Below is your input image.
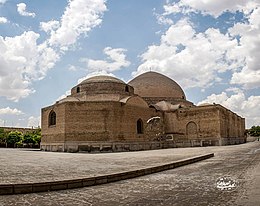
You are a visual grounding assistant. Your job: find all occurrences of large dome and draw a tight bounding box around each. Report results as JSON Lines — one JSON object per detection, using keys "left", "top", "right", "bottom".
{"left": 128, "top": 71, "right": 186, "bottom": 99}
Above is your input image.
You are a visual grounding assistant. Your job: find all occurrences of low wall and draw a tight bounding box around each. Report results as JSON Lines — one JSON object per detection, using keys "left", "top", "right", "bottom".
{"left": 41, "top": 137, "right": 246, "bottom": 153}
{"left": 0, "top": 153, "right": 214, "bottom": 195}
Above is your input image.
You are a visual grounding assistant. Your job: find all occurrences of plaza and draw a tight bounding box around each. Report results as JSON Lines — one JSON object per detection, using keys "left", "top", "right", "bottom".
{"left": 0, "top": 141, "right": 259, "bottom": 205}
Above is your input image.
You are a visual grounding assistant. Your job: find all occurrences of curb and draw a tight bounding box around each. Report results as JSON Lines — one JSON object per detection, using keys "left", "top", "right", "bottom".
{"left": 0, "top": 153, "right": 214, "bottom": 195}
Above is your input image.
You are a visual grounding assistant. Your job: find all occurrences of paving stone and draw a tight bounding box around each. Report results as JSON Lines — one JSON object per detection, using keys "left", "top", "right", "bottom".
{"left": 0, "top": 142, "right": 259, "bottom": 205}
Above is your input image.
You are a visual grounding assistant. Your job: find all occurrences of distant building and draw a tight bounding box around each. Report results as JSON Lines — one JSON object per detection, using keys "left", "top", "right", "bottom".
{"left": 0, "top": 126, "right": 39, "bottom": 134}
{"left": 41, "top": 71, "right": 245, "bottom": 152}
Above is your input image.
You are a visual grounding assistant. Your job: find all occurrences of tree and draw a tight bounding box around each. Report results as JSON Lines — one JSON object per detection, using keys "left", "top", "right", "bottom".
{"left": 32, "top": 128, "right": 41, "bottom": 146}
{"left": 0, "top": 128, "right": 7, "bottom": 146}
{"left": 6, "top": 131, "right": 23, "bottom": 147}
{"left": 249, "top": 126, "right": 260, "bottom": 137}
{"left": 33, "top": 134, "right": 41, "bottom": 146}
{"left": 23, "top": 133, "right": 36, "bottom": 145}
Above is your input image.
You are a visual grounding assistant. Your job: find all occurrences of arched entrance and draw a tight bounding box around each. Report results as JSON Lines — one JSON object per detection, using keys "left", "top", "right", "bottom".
{"left": 186, "top": 121, "right": 198, "bottom": 139}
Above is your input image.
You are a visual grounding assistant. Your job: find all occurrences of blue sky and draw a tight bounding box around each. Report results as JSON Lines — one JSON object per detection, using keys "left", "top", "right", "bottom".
{"left": 0, "top": 0, "right": 259, "bottom": 128}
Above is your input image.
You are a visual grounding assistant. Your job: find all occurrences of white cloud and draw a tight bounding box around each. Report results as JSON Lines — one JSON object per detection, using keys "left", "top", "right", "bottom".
{"left": 27, "top": 116, "right": 40, "bottom": 128}
{"left": 1, "top": 0, "right": 107, "bottom": 102}
{"left": 85, "top": 47, "right": 130, "bottom": 72}
{"left": 17, "top": 3, "right": 36, "bottom": 18}
{"left": 136, "top": 1, "right": 260, "bottom": 90}
{"left": 164, "top": 0, "right": 255, "bottom": 18}
{"left": 0, "top": 31, "right": 60, "bottom": 101}
{"left": 40, "top": 20, "right": 60, "bottom": 33}
{"left": 0, "top": 107, "right": 24, "bottom": 115}
{"left": 0, "top": 17, "right": 7, "bottom": 24}
{"left": 231, "top": 69, "right": 260, "bottom": 89}
{"left": 134, "top": 19, "right": 238, "bottom": 89}
{"left": 163, "top": 3, "right": 182, "bottom": 15}
{"left": 155, "top": 12, "right": 173, "bottom": 25}
{"left": 198, "top": 90, "right": 260, "bottom": 128}
{"left": 0, "top": 0, "right": 7, "bottom": 4}
{"left": 46, "top": 0, "right": 107, "bottom": 50}
{"left": 228, "top": 7, "right": 260, "bottom": 89}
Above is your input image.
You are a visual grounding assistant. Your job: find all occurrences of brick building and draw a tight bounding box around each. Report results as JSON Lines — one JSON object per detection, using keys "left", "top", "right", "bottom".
{"left": 41, "top": 71, "right": 245, "bottom": 152}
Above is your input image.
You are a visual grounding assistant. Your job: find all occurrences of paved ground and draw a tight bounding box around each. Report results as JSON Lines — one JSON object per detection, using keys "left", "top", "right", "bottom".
{"left": 0, "top": 141, "right": 260, "bottom": 205}
{"left": 0, "top": 147, "right": 212, "bottom": 184}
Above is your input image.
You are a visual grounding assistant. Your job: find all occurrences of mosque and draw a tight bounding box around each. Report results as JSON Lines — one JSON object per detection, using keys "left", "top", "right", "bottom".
{"left": 41, "top": 71, "right": 246, "bottom": 152}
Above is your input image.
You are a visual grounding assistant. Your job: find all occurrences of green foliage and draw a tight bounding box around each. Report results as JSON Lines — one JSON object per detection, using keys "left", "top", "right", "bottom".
{"left": 6, "top": 131, "right": 23, "bottom": 147}
{"left": 0, "top": 128, "right": 41, "bottom": 148}
{"left": 23, "top": 134, "right": 36, "bottom": 144}
{"left": 0, "top": 128, "right": 7, "bottom": 144}
{"left": 33, "top": 134, "right": 41, "bottom": 145}
{"left": 249, "top": 126, "right": 260, "bottom": 137}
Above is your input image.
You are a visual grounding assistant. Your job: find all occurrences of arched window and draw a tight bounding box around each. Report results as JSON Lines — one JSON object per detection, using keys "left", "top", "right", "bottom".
{"left": 49, "top": 110, "right": 56, "bottom": 126}
{"left": 125, "top": 86, "right": 129, "bottom": 92}
{"left": 137, "top": 119, "right": 143, "bottom": 134}
{"left": 76, "top": 87, "right": 80, "bottom": 93}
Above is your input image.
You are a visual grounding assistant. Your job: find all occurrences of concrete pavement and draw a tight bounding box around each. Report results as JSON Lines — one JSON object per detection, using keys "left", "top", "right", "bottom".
{"left": 0, "top": 141, "right": 260, "bottom": 205}
{"left": 0, "top": 147, "right": 214, "bottom": 184}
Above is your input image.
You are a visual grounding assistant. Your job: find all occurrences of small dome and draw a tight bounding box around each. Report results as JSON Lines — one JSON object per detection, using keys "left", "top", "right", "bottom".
{"left": 80, "top": 75, "right": 125, "bottom": 84}
{"left": 57, "top": 97, "right": 81, "bottom": 104}
{"left": 198, "top": 103, "right": 213, "bottom": 107}
{"left": 71, "top": 75, "right": 134, "bottom": 97}
{"left": 128, "top": 71, "right": 186, "bottom": 99}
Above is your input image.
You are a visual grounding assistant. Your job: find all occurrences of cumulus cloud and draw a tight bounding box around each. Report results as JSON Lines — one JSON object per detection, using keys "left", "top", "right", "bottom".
{"left": 17, "top": 3, "right": 36, "bottom": 18}
{"left": 0, "top": 31, "right": 60, "bottom": 101}
{"left": 136, "top": 1, "right": 260, "bottom": 91}
{"left": 84, "top": 47, "right": 130, "bottom": 73}
{"left": 228, "top": 6, "right": 260, "bottom": 89}
{"left": 0, "top": 107, "right": 24, "bottom": 115}
{"left": 40, "top": 20, "right": 60, "bottom": 33}
{"left": 155, "top": 12, "right": 173, "bottom": 25}
{"left": 46, "top": 0, "right": 107, "bottom": 50}
{"left": 198, "top": 90, "right": 260, "bottom": 128}
{"left": 134, "top": 19, "right": 238, "bottom": 89}
{"left": 231, "top": 69, "right": 260, "bottom": 89}
{"left": 164, "top": 0, "right": 254, "bottom": 18}
{"left": 1, "top": 0, "right": 107, "bottom": 102}
{"left": 0, "top": 17, "right": 7, "bottom": 24}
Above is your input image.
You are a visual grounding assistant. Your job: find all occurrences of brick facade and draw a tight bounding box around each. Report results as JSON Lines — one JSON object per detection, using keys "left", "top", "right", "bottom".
{"left": 41, "top": 72, "right": 245, "bottom": 152}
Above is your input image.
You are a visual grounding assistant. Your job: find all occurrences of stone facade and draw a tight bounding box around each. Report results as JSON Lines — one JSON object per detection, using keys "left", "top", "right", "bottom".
{"left": 41, "top": 72, "right": 245, "bottom": 152}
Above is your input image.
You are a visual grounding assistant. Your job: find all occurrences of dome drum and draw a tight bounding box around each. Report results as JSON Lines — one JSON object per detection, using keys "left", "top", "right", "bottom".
{"left": 71, "top": 82, "right": 134, "bottom": 96}
{"left": 71, "top": 76, "right": 134, "bottom": 96}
